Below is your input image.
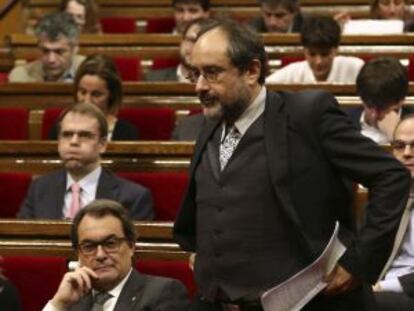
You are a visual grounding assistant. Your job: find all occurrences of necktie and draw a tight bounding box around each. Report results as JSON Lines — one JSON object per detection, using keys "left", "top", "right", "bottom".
{"left": 67, "top": 183, "right": 81, "bottom": 219}
{"left": 91, "top": 292, "right": 112, "bottom": 311}
{"left": 219, "top": 125, "right": 241, "bottom": 170}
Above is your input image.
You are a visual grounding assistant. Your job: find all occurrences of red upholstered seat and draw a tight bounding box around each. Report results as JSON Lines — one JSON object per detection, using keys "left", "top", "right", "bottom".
{"left": 136, "top": 259, "right": 195, "bottom": 297}
{"left": 118, "top": 171, "right": 189, "bottom": 221}
{"left": 280, "top": 56, "right": 305, "bottom": 67}
{"left": 113, "top": 57, "right": 142, "bottom": 81}
{"left": 408, "top": 57, "right": 414, "bottom": 81}
{"left": 0, "top": 172, "right": 32, "bottom": 218}
{"left": 41, "top": 108, "right": 64, "bottom": 140}
{"left": 118, "top": 107, "right": 176, "bottom": 140}
{"left": 146, "top": 17, "right": 175, "bottom": 33}
{"left": 152, "top": 57, "right": 180, "bottom": 70}
{"left": 0, "top": 72, "right": 8, "bottom": 83}
{"left": 0, "top": 108, "right": 29, "bottom": 140}
{"left": 101, "top": 17, "right": 136, "bottom": 33}
{"left": 1, "top": 256, "right": 67, "bottom": 311}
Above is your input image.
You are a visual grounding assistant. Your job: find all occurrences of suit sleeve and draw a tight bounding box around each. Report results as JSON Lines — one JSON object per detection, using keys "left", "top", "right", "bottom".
{"left": 16, "top": 180, "right": 36, "bottom": 219}
{"left": 128, "top": 187, "right": 154, "bottom": 220}
{"left": 153, "top": 279, "right": 189, "bottom": 311}
{"left": 312, "top": 91, "right": 410, "bottom": 283}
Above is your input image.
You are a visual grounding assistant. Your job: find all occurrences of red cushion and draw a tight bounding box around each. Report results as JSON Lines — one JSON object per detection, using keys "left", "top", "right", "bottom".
{"left": 118, "top": 108, "right": 176, "bottom": 140}
{"left": 118, "top": 171, "right": 189, "bottom": 221}
{"left": 0, "top": 72, "right": 8, "bottom": 83}
{"left": 113, "top": 57, "right": 142, "bottom": 81}
{"left": 2, "top": 256, "right": 67, "bottom": 311}
{"left": 0, "top": 108, "right": 29, "bottom": 140}
{"left": 41, "top": 108, "right": 64, "bottom": 140}
{"left": 0, "top": 173, "right": 32, "bottom": 218}
{"left": 101, "top": 17, "right": 136, "bottom": 33}
{"left": 146, "top": 17, "right": 175, "bottom": 33}
{"left": 409, "top": 57, "right": 414, "bottom": 81}
{"left": 135, "top": 259, "right": 196, "bottom": 297}
{"left": 152, "top": 57, "right": 180, "bottom": 70}
{"left": 280, "top": 56, "right": 305, "bottom": 67}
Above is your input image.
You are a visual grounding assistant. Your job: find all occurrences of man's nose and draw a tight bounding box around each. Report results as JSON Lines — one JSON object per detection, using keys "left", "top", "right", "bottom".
{"left": 95, "top": 245, "right": 108, "bottom": 259}
{"left": 46, "top": 52, "right": 57, "bottom": 63}
{"left": 195, "top": 74, "right": 209, "bottom": 93}
{"left": 403, "top": 144, "right": 413, "bottom": 157}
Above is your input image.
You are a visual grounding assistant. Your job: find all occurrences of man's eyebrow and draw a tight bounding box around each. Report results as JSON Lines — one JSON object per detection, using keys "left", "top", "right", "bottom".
{"left": 80, "top": 234, "right": 117, "bottom": 243}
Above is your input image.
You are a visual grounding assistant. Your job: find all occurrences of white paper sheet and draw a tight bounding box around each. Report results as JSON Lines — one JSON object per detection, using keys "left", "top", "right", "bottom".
{"left": 343, "top": 19, "right": 404, "bottom": 34}
{"left": 261, "top": 222, "right": 346, "bottom": 311}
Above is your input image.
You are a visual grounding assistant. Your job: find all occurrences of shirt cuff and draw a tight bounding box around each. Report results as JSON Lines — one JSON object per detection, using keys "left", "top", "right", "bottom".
{"left": 42, "top": 301, "right": 66, "bottom": 311}
{"left": 379, "top": 278, "right": 404, "bottom": 293}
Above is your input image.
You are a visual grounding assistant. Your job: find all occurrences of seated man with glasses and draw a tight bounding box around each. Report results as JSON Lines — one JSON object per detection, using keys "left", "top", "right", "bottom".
{"left": 18, "top": 103, "right": 153, "bottom": 220}
{"left": 373, "top": 115, "right": 414, "bottom": 311}
{"left": 42, "top": 199, "right": 189, "bottom": 311}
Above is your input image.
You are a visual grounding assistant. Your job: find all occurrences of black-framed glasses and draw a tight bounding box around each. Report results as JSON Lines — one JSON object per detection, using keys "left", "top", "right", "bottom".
{"left": 391, "top": 140, "right": 414, "bottom": 152}
{"left": 78, "top": 236, "right": 129, "bottom": 255}
{"left": 59, "top": 130, "right": 98, "bottom": 142}
{"left": 186, "top": 66, "right": 226, "bottom": 83}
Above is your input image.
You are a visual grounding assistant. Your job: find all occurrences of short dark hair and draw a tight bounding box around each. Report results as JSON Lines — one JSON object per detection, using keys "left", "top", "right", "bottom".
{"left": 57, "top": 102, "right": 109, "bottom": 139}
{"left": 74, "top": 54, "right": 122, "bottom": 114}
{"left": 197, "top": 18, "right": 268, "bottom": 85}
{"left": 357, "top": 57, "right": 408, "bottom": 110}
{"left": 172, "top": 0, "right": 210, "bottom": 11}
{"left": 258, "top": 0, "right": 299, "bottom": 12}
{"left": 35, "top": 12, "right": 79, "bottom": 45}
{"left": 71, "top": 199, "right": 137, "bottom": 250}
{"left": 300, "top": 16, "right": 341, "bottom": 49}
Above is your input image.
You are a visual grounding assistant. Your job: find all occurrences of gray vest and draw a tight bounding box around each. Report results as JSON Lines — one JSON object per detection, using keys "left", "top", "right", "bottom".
{"left": 194, "top": 115, "right": 306, "bottom": 301}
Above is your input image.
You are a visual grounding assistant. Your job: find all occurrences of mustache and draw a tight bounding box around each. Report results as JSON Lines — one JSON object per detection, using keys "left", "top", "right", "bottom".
{"left": 198, "top": 92, "right": 217, "bottom": 104}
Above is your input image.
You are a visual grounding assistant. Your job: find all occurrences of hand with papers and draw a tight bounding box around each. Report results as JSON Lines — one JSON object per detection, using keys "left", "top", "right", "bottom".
{"left": 323, "top": 265, "right": 360, "bottom": 296}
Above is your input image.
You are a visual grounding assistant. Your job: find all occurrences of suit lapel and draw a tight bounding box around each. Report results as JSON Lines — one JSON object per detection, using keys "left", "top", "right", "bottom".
{"left": 113, "top": 270, "right": 144, "bottom": 311}
{"left": 68, "top": 293, "right": 93, "bottom": 311}
{"left": 264, "top": 91, "right": 303, "bottom": 231}
{"left": 95, "top": 169, "right": 119, "bottom": 200}
{"left": 54, "top": 170, "right": 67, "bottom": 218}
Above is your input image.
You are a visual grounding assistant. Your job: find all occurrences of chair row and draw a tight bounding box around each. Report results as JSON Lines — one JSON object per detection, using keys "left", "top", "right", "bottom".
{"left": 1, "top": 255, "right": 195, "bottom": 311}
{"left": 0, "top": 171, "right": 189, "bottom": 221}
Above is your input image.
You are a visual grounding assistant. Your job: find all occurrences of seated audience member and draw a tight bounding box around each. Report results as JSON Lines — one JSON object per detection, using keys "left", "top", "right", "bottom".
{"left": 266, "top": 16, "right": 364, "bottom": 83}
{"left": 249, "top": 0, "right": 305, "bottom": 33}
{"left": 373, "top": 115, "right": 414, "bottom": 311}
{"left": 18, "top": 103, "right": 153, "bottom": 220}
{"left": 49, "top": 54, "right": 138, "bottom": 141}
{"left": 172, "top": 0, "right": 210, "bottom": 34}
{"left": 42, "top": 199, "right": 189, "bottom": 311}
{"left": 59, "top": 0, "right": 101, "bottom": 33}
{"left": 146, "top": 18, "right": 215, "bottom": 82}
{"left": 9, "top": 12, "right": 85, "bottom": 82}
{"left": 348, "top": 57, "right": 412, "bottom": 145}
{"left": 0, "top": 269, "right": 23, "bottom": 311}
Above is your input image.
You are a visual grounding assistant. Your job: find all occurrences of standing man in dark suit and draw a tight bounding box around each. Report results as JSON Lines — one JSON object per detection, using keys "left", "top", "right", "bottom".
{"left": 373, "top": 115, "right": 414, "bottom": 311}
{"left": 173, "top": 19, "right": 410, "bottom": 310}
{"left": 42, "top": 199, "right": 189, "bottom": 311}
{"left": 18, "top": 103, "right": 153, "bottom": 220}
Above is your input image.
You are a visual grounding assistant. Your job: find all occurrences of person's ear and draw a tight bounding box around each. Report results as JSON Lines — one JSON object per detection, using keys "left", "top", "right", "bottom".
{"left": 245, "top": 59, "right": 261, "bottom": 85}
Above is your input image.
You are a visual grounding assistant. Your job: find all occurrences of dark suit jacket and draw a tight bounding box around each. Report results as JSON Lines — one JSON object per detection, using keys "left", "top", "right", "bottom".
{"left": 48, "top": 119, "right": 138, "bottom": 141}
{"left": 68, "top": 270, "right": 189, "bottom": 311}
{"left": 18, "top": 168, "right": 154, "bottom": 220}
{"left": 0, "top": 278, "right": 23, "bottom": 311}
{"left": 248, "top": 12, "right": 306, "bottom": 33}
{"left": 171, "top": 113, "right": 205, "bottom": 141}
{"left": 146, "top": 67, "right": 178, "bottom": 82}
{"left": 174, "top": 90, "right": 410, "bottom": 289}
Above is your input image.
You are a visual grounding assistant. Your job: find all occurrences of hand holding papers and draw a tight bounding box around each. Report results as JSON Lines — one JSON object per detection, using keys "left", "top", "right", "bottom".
{"left": 261, "top": 222, "right": 346, "bottom": 311}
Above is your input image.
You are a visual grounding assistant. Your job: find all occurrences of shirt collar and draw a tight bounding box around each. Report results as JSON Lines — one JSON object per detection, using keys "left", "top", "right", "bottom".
{"left": 66, "top": 166, "right": 102, "bottom": 195}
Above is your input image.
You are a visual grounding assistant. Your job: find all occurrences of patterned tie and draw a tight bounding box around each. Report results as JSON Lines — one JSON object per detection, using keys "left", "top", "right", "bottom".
{"left": 67, "top": 183, "right": 81, "bottom": 219}
{"left": 219, "top": 125, "right": 241, "bottom": 170}
{"left": 91, "top": 292, "right": 112, "bottom": 311}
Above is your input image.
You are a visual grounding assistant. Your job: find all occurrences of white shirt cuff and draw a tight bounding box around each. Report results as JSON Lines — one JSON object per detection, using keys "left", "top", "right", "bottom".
{"left": 379, "top": 278, "right": 404, "bottom": 293}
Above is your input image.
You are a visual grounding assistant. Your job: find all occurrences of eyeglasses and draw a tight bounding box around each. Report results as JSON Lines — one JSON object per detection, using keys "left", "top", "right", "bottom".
{"left": 78, "top": 236, "right": 129, "bottom": 256}
{"left": 59, "top": 130, "right": 98, "bottom": 142}
{"left": 391, "top": 140, "right": 414, "bottom": 152}
{"left": 186, "top": 66, "right": 226, "bottom": 83}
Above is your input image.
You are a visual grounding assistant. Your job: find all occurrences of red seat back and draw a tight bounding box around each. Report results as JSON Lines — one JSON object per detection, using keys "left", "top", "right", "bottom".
{"left": 0, "top": 72, "right": 8, "bottom": 83}
{"left": 41, "top": 108, "right": 64, "bottom": 140}
{"left": 280, "top": 56, "right": 305, "bottom": 67}
{"left": 113, "top": 57, "right": 142, "bottom": 81}
{"left": 146, "top": 17, "right": 175, "bottom": 33}
{"left": 0, "top": 173, "right": 32, "bottom": 218}
{"left": 101, "top": 17, "right": 136, "bottom": 33}
{"left": 135, "top": 259, "right": 195, "bottom": 297}
{"left": 118, "top": 108, "right": 176, "bottom": 140}
{"left": 408, "top": 56, "right": 414, "bottom": 81}
{"left": 118, "top": 171, "right": 189, "bottom": 221}
{"left": 0, "top": 108, "right": 29, "bottom": 140}
{"left": 2, "top": 256, "right": 67, "bottom": 311}
{"left": 152, "top": 57, "right": 180, "bottom": 70}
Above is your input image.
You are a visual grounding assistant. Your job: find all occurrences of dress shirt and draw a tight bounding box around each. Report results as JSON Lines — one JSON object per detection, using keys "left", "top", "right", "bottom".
{"left": 42, "top": 269, "right": 133, "bottom": 311}
{"left": 359, "top": 109, "right": 402, "bottom": 145}
{"left": 220, "top": 86, "right": 266, "bottom": 140}
{"left": 380, "top": 199, "right": 414, "bottom": 292}
{"left": 63, "top": 166, "right": 102, "bottom": 218}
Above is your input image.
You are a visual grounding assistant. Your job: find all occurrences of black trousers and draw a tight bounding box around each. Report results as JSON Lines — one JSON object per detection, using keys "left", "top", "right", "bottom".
{"left": 374, "top": 291, "right": 414, "bottom": 311}
{"left": 189, "top": 296, "right": 263, "bottom": 311}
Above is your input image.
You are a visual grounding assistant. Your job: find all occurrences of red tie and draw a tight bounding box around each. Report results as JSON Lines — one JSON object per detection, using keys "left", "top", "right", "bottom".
{"left": 68, "top": 183, "right": 81, "bottom": 219}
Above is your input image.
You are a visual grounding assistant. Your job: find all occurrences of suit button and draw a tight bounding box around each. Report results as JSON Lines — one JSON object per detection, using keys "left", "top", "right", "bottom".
{"left": 214, "top": 250, "right": 221, "bottom": 258}
{"left": 217, "top": 206, "right": 223, "bottom": 212}
{"left": 214, "top": 228, "right": 221, "bottom": 235}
